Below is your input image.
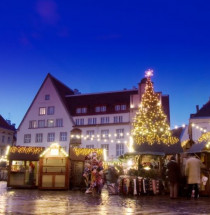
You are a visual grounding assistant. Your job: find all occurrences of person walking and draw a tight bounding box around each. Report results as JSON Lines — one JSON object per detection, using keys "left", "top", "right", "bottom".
{"left": 185, "top": 153, "right": 205, "bottom": 199}
{"left": 167, "top": 156, "right": 180, "bottom": 199}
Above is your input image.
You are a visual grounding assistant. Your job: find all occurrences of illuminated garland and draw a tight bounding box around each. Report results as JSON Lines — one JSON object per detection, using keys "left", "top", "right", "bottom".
{"left": 10, "top": 146, "right": 44, "bottom": 155}
{"left": 73, "top": 148, "right": 103, "bottom": 156}
{"left": 198, "top": 132, "right": 210, "bottom": 143}
{"left": 132, "top": 70, "right": 179, "bottom": 145}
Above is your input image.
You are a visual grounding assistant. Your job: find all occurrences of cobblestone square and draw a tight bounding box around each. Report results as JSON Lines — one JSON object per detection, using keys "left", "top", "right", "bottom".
{"left": 1, "top": 182, "right": 210, "bottom": 215}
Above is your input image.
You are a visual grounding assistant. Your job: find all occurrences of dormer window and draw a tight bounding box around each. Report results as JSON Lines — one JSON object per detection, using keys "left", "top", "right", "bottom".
{"left": 76, "top": 107, "right": 87, "bottom": 114}
{"left": 95, "top": 106, "right": 106, "bottom": 113}
{"left": 115, "top": 104, "right": 127, "bottom": 111}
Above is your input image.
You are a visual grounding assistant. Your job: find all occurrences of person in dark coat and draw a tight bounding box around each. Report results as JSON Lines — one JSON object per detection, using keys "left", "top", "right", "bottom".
{"left": 167, "top": 156, "right": 180, "bottom": 199}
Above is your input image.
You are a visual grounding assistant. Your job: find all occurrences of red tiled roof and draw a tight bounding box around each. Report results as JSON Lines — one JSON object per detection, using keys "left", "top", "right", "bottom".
{"left": 66, "top": 90, "right": 137, "bottom": 116}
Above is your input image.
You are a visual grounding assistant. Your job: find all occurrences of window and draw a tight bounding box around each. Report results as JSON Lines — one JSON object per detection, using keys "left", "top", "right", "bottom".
{"left": 47, "top": 133, "right": 55, "bottom": 142}
{"left": 47, "top": 119, "right": 54, "bottom": 127}
{"left": 101, "top": 117, "right": 109, "bottom": 124}
{"left": 116, "top": 129, "right": 124, "bottom": 139}
{"left": 29, "top": 120, "right": 37, "bottom": 128}
{"left": 7, "top": 136, "right": 11, "bottom": 143}
{"left": 56, "top": 119, "right": 63, "bottom": 127}
{"left": 39, "top": 107, "right": 46, "bottom": 115}
{"left": 101, "top": 130, "right": 109, "bottom": 139}
{"left": 115, "top": 104, "right": 127, "bottom": 111}
{"left": 121, "top": 104, "right": 127, "bottom": 110}
{"left": 114, "top": 116, "right": 123, "bottom": 123}
{"left": 47, "top": 106, "right": 55, "bottom": 115}
{"left": 75, "top": 118, "right": 84, "bottom": 125}
{"left": 86, "top": 130, "right": 94, "bottom": 139}
{"left": 76, "top": 107, "right": 87, "bottom": 114}
{"left": 24, "top": 134, "right": 31, "bottom": 143}
{"left": 95, "top": 106, "right": 106, "bottom": 113}
{"left": 2, "top": 136, "right": 5, "bottom": 143}
{"left": 116, "top": 143, "right": 124, "bottom": 156}
{"left": 35, "top": 133, "right": 43, "bottom": 143}
{"left": 101, "top": 144, "right": 109, "bottom": 156}
{"left": 76, "top": 108, "right": 81, "bottom": 114}
{"left": 88, "top": 118, "right": 97, "bottom": 125}
{"left": 38, "top": 120, "right": 45, "bottom": 128}
{"left": 60, "top": 132, "right": 67, "bottom": 141}
{"left": 86, "top": 145, "right": 94, "bottom": 148}
{"left": 45, "top": 94, "right": 50, "bottom": 100}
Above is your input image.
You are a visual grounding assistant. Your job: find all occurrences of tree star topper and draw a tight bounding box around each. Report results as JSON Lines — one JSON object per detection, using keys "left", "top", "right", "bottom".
{"left": 145, "top": 69, "right": 153, "bottom": 78}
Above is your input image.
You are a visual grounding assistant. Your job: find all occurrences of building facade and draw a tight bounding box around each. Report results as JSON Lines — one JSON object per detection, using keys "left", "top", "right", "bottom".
{"left": 17, "top": 73, "right": 170, "bottom": 160}
{"left": 0, "top": 115, "right": 16, "bottom": 157}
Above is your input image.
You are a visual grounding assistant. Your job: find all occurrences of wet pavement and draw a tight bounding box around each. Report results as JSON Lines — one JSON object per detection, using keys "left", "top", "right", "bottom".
{"left": 0, "top": 182, "right": 210, "bottom": 215}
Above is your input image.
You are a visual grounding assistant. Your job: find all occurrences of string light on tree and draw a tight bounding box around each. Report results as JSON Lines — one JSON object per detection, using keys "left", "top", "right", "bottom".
{"left": 132, "top": 69, "right": 179, "bottom": 145}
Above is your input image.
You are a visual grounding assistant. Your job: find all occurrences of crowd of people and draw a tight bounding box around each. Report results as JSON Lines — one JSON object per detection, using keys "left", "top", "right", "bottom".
{"left": 82, "top": 152, "right": 209, "bottom": 199}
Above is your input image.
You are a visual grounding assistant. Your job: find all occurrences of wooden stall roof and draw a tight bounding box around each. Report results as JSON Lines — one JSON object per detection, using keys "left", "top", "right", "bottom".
{"left": 8, "top": 146, "right": 45, "bottom": 161}
{"left": 186, "top": 142, "right": 210, "bottom": 154}
{"left": 69, "top": 148, "right": 104, "bottom": 161}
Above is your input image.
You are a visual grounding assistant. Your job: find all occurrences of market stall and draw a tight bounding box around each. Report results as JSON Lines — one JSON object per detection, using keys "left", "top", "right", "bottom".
{"left": 7, "top": 146, "right": 44, "bottom": 188}
{"left": 38, "top": 143, "right": 69, "bottom": 190}
{"left": 69, "top": 148, "right": 104, "bottom": 192}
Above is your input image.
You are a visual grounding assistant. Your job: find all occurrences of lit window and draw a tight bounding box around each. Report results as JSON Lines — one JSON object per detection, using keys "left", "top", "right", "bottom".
{"left": 38, "top": 120, "right": 45, "bottom": 128}
{"left": 60, "top": 132, "right": 67, "bottom": 141}
{"left": 47, "top": 119, "right": 54, "bottom": 127}
{"left": 24, "top": 134, "right": 31, "bottom": 143}
{"left": 39, "top": 107, "right": 46, "bottom": 115}
{"left": 29, "top": 120, "right": 37, "bottom": 128}
{"left": 47, "top": 133, "right": 55, "bottom": 142}
{"left": 35, "top": 133, "right": 43, "bottom": 143}
{"left": 56, "top": 119, "right": 63, "bottom": 127}
{"left": 47, "top": 106, "right": 55, "bottom": 115}
{"left": 45, "top": 95, "right": 50, "bottom": 100}
{"left": 116, "top": 143, "right": 124, "bottom": 156}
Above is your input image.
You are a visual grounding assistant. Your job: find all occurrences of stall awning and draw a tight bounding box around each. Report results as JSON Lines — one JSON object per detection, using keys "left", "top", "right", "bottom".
{"left": 186, "top": 142, "right": 209, "bottom": 153}
{"left": 8, "top": 146, "right": 45, "bottom": 161}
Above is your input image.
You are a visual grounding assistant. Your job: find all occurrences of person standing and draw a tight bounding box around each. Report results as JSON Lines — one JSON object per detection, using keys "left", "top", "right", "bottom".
{"left": 185, "top": 153, "right": 205, "bottom": 199}
{"left": 167, "top": 156, "right": 180, "bottom": 199}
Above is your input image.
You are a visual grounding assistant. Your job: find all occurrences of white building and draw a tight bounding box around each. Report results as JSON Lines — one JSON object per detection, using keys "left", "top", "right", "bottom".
{"left": 188, "top": 100, "right": 210, "bottom": 142}
{"left": 17, "top": 73, "right": 170, "bottom": 160}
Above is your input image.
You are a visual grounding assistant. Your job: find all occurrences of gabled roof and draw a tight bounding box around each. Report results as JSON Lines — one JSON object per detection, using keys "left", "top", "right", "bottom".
{"left": 191, "top": 100, "right": 210, "bottom": 118}
{"left": 18, "top": 73, "right": 74, "bottom": 130}
{"left": 0, "top": 115, "right": 15, "bottom": 131}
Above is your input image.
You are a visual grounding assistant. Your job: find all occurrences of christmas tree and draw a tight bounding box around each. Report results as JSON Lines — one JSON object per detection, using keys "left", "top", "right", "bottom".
{"left": 132, "top": 69, "right": 178, "bottom": 145}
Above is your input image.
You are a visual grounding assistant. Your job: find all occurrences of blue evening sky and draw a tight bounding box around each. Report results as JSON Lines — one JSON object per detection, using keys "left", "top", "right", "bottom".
{"left": 0, "top": 0, "right": 210, "bottom": 128}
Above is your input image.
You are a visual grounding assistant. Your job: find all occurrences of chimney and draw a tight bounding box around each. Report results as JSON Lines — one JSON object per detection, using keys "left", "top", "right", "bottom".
{"left": 196, "top": 105, "right": 199, "bottom": 113}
